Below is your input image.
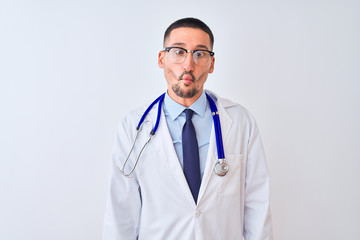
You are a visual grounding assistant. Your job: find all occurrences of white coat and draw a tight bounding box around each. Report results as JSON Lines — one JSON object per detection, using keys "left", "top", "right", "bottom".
{"left": 103, "top": 90, "right": 273, "bottom": 240}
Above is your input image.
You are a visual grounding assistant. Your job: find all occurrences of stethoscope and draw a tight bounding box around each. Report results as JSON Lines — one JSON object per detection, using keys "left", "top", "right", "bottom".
{"left": 117, "top": 92, "right": 229, "bottom": 178}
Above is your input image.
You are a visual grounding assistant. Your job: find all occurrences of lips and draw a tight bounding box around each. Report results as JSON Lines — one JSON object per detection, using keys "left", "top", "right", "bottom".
{"left": 182, "top": 74, "right": 193, "bottom": 85}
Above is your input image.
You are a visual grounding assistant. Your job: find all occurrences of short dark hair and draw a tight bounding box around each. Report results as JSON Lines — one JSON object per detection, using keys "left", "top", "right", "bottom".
{"left": 163, "top": 17, "right": 214, "bottom": 49}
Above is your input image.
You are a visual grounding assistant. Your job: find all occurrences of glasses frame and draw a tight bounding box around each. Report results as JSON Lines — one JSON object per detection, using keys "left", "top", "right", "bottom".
{"left": 163, "top": 46, "right": 215, "bottom": 64}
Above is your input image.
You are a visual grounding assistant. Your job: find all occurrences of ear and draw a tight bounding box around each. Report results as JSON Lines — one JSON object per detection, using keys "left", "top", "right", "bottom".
{"left": 209, "top": 56, "right": 215, "bottom": 73}
{"left": 158, "top": 51, "right": 165, "bottom": 68}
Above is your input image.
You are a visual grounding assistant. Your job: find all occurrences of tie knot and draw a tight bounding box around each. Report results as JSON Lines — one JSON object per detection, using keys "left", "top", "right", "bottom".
{"left": 184, "top": 109, "right": 194, "bottom": 121}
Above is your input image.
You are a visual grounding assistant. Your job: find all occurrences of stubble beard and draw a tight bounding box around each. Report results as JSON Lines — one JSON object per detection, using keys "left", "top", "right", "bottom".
{"left": 171, "top": 83, "right": 198, "bottom": 98}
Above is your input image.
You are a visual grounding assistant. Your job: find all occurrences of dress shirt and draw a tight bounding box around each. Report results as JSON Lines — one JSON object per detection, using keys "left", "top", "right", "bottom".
{"left": 163, "top": 90, "right": 212, "bottom": 179}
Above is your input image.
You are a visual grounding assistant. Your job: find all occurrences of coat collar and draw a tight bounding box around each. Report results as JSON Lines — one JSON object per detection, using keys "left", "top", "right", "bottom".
{"left": 204, "top": 89, "right": 235, "bottom": 140}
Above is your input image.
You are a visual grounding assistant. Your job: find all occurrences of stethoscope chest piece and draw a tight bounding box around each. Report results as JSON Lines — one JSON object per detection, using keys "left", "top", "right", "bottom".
{"left": 214, "top": 159, "right": 229, "bottom": 176}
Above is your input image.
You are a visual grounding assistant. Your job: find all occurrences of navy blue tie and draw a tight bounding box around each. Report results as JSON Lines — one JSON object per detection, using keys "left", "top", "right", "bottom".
{"left": 182, "top": 109, "right": 201, "bottom": 203}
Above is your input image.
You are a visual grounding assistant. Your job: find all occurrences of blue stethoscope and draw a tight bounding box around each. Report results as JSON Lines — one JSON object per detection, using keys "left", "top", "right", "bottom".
{"left": 118, "top": 92, "right": 229, "bottom": 177}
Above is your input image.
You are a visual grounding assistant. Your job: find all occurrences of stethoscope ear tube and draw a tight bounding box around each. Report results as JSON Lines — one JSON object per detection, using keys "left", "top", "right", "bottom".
{"left": 117, "top": 130, "right": 153, "bottom": 178}
{"left": 118, "top": 94, "right": 165, "bottom": 177}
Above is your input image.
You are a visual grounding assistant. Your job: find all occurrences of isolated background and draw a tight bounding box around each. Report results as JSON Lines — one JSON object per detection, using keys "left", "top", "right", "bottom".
{"left": 1, "top": 0, "right": 359, "bottom": 239}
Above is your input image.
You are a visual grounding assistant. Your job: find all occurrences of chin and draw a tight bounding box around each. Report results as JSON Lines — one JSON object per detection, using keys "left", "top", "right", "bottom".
{"left": 174, "top": 87, "right": 198, "bottom": 99}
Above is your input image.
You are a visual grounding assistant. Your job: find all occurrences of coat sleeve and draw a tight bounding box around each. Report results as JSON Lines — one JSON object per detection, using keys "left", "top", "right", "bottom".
{"left": 243, "top": 118, "right": 273, "bottom": 240}
{"left": 103, "top": 119, "right": 142, "bottom": 240}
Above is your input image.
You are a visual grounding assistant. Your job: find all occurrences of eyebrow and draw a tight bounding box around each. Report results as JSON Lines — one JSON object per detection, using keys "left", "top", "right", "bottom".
{"left": 171, "top": 42, "right": 210, "bottom": 50}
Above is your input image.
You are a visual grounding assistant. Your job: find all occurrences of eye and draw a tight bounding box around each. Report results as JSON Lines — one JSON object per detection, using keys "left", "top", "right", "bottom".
{"left": 194, "top": 51, "right": 207, "bottom": 58}
{"left": 173, "top": 48, "right": 186, "bottom": 56}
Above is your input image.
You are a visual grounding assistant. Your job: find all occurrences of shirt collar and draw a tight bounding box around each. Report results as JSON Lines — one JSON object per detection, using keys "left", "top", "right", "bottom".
{"left": 164, "top": 90, "right": 207, "bottom": 120}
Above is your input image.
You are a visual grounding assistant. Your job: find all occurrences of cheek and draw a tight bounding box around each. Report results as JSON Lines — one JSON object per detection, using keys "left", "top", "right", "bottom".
{"left": 197, "top": 72, "right": 209, "bottom": 83}
{"left": 195, "top": 67, "right": 211, "bottom": 82}
{"left": 164, "top": 65, "right": 181, "bottom": 80}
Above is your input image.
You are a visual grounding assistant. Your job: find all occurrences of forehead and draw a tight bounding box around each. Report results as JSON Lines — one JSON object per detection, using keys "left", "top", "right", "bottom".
{"left": 165, "top": 27, "right": 211, "bottom": 49}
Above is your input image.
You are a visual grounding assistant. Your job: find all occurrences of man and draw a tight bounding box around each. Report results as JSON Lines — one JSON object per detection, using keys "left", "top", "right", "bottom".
{"left": 103, "top": 18, "right": 273, "bottom": 240}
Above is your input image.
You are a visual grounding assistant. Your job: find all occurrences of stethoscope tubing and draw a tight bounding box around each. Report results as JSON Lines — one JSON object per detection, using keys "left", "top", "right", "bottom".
{"left": 118, "top": 94, "right": 165, "bottom": 177}
{"left": 206, "top": 93, "right": 225, "bottom": 160}
{"left": 137, "top": 93, "right": 165, "bottom": 132}
{"left": 118, "top": 92, "right": 227, "bottom": 177}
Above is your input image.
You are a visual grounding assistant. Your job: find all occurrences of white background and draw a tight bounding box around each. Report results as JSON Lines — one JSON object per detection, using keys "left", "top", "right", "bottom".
{"left": 1, "top": 0, "right": 359, "bottom": 239}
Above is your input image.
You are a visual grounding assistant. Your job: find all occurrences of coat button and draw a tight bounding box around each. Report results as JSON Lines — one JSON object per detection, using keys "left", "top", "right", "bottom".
{"left": 195, "top": 210, "right": 200, "bottom": 217}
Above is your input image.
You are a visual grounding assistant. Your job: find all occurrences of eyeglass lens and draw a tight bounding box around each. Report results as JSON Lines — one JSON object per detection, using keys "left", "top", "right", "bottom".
{"left": 167, "top": 48, "right": 212, "bottom": 65}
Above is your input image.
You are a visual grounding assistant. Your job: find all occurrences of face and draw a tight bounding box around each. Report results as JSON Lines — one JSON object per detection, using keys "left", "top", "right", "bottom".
{"left": 158, "top": 27, "right": 215, "bottom": 104}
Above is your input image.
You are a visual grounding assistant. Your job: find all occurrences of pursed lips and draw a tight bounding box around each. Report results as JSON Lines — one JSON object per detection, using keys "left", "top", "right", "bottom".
{"left": 180, "top": 72, "right": 195, "bottom": 85}
{"left": 182, "top": 75, "right": 193, "bottom": 85}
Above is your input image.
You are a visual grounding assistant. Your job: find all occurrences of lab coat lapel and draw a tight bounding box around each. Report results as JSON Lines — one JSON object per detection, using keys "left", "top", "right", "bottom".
{"left": 197, "top": 95, "right": 233, "bottom": 203}
{"left": 151, "top": 106, "right": 196, "bottom": 206}
{"left": 217, "top": 97, "right": 233, "bottom": 144}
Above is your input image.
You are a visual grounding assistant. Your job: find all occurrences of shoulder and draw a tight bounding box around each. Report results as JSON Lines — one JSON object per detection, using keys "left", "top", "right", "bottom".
{"left": 119, "top": 99, "right": 157, "bottom": 132}
{"left": 205, "top": 89, "right": 255, "bottom": 122}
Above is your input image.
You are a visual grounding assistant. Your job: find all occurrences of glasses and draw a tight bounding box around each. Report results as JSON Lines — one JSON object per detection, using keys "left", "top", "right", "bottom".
{"left": 163, "top": 47, "right": 214, "bottom": 65}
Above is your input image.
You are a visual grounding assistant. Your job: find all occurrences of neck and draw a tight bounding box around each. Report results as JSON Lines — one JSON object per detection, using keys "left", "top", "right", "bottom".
{"left": 167, "top": 89, "right": 203, "bottom": 107}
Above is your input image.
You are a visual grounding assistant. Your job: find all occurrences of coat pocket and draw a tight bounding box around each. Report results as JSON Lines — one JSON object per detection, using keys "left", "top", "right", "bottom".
{"left": 216, "top": 153, "right": 244, "bottom": 197}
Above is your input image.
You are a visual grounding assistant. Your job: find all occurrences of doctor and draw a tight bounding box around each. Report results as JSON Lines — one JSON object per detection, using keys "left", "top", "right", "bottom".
{"left": 103, "top": 18, "right": 273, "bottom": 240}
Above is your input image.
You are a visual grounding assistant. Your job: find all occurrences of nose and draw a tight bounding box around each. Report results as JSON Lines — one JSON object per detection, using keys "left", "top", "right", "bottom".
{"left": 182, "top": 52, "right": 195, "bottom": 72}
